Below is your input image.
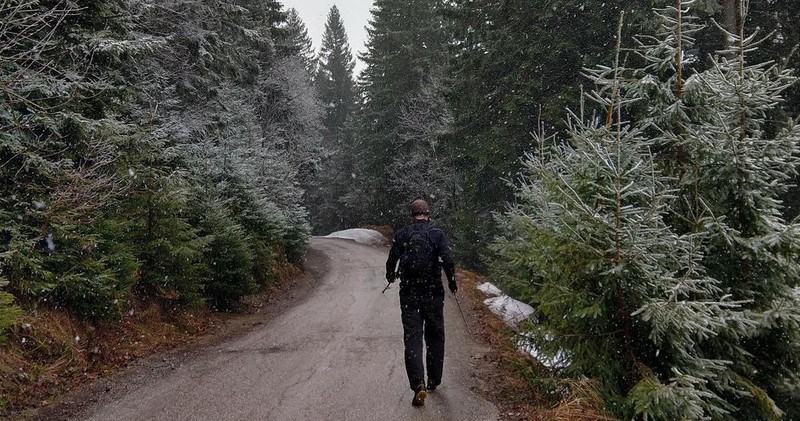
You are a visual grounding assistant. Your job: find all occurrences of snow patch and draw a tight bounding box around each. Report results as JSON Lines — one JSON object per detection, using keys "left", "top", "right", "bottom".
{"left": 518, "top": 333, "right": 570, "bottom": 369}
{"left": 323, "top": 229, "right": 388, "bottom": 246}
{"left": 484, "top": 295, "right": 535, "bottom": 326}
{"left": 476, "top": 282, "right": 502, "bottom": 297}
{"left": 479, "top": 282, "right": 568, "bottom": 369}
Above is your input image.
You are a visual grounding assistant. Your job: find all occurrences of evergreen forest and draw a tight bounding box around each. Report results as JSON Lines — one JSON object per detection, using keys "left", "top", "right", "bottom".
{"left": 2, "top": 0, "right": 800, "bottom": 418}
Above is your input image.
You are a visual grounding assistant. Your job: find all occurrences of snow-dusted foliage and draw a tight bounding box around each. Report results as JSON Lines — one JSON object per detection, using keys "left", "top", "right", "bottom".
{"left": 347, "top": 0, "right": 452, "bottom": 227}
{"left": 492, "top": 2, "right": 800, "bottom": 418}
{"left": 125, "top": 0, "right": 322, "bottom": 303}
{"left": 388, "top": 81, "right": 461, "bottom": 228}
{"left": 0, "top": 0, "right": 157, "bottom": 319}
{"left": 305, "top": 5, "right": 358, "bottom": 234}
{"left": 1, "top": 0, "right": 323, "bottom": 317}
{"left": 282, "top": 8, "right": 318, "bottom": 76}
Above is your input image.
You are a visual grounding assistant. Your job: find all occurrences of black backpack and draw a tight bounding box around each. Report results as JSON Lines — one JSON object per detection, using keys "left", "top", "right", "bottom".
{"left": 400, "top": 224, "right": 434, "bottom": 278}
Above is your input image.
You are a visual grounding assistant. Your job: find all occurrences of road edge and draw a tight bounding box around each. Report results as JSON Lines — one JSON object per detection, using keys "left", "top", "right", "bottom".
{"left": 19, "top": 245, "right": 331, "bottom": 421}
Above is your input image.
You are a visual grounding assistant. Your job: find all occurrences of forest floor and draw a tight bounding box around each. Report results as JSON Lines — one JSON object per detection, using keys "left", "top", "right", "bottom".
{"left": 2, "top": 237, "right": 609, "bottom": 421}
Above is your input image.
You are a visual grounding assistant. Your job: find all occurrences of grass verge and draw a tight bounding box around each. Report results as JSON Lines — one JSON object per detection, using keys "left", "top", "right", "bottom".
{"left": 455, "top": 268, "right": 615, "bottom": 421}
{"left": 0, "top": 260, "right": 308, "bottom": 419}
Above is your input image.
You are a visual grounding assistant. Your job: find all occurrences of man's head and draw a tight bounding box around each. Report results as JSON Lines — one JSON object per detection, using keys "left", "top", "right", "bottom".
{"left": 410, "top": 199, "right": 430, "bottom": 220}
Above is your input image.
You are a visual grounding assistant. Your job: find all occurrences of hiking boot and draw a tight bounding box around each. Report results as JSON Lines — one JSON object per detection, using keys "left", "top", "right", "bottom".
{"left": 412, "top": 387, "right": 427, "bottom": 407}
{"left": 426, "top": 381, "right": 439, "bottom": 391}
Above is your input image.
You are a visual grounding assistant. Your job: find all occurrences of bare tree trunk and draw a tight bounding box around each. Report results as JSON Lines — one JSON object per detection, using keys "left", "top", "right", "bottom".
{"left": 722, "top": 0, "right": 737, "bottom": 45}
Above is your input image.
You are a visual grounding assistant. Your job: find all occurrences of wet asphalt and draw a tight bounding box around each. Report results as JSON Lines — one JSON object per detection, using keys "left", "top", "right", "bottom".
{"left": 81, "top": 237, "right": 499, "bottom": 421}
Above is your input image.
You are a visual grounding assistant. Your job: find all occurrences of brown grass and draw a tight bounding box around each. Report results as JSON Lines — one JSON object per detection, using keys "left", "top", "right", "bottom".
{"left": 270, "top": 252, "right": 304, "bottom": 283}
{"left": 0, "top": 303, "right": 204, "bottom": 413}
{"left": 542, "top": 380, "right": 616, "bottom": 421}
{"left": 0, "top": 259, "right": 304, "bottom": 416}
{"left": 455, "top": 268, "right": 615, "bottom": 421}
{"left": 3, "top": 251, "right": 615, "bottom": 420}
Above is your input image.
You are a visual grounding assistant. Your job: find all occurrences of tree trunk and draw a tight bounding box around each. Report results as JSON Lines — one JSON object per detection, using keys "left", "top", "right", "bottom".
{"left": 722, "top": 0, "right": 737, "bottom": 45}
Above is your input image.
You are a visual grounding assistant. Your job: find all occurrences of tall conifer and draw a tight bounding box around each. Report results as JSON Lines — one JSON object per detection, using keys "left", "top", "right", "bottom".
{"left": 316, "top": 6, "right": 356, "bottom": 138}
{"left": 283, "top": 8, "right": 317, "bottom": 75}
{"left": 493, "top": 2, "right": 800, "bottom": 418}
{"left": 308, "top": 5, "right": 358, "bottom": 233}
{"left": 1, "top": 0, "right": 154, "bottom": 318}
{"left": 125, "top": 0, "right": 318, "bottom": 305}
{"left": 349, "top": 0, "right": 450, "bottom": 225}
{"left": 445, "top": 0, "right": 661, "bottom": 266}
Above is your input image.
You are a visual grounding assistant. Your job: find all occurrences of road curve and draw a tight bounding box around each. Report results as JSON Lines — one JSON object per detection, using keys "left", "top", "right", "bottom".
{"left": 80, "top": 237, "right": 500, "bottom": 421}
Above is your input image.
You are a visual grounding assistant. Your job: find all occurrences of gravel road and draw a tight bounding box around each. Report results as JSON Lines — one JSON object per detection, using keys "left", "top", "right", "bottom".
{"left": 76, "top": 237, "right": 499, "bottom": 421}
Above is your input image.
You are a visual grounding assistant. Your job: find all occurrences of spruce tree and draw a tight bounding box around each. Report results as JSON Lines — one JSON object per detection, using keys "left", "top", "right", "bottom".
{"left": 670, "top": 2, "right": 800, "bottom": 415}
{"left": 308, "top": 5, "right": 358, "bottom": 233}
{"left": 445, "top": 0, "right": 662, "bottom": 267}
{"left": 0, "top": 0, "right": 322, "bottom": 319}
{"left": 349, "top": 0, "right": 451, "bottom": 226}
{"left": 283, "top": 8, "right": 318, "bottom": 75}
{"left": 316, "top": 6, "right": 357, "bottom": 139}
{"left": 493, "top": 2, "right": 800, "bottom": 418}
{"left": 626, "top": 2, "right": 800, "bottom": 415}
{"left": 1, "top": 0, "right": 157, "bottom": 318}
{"left": 125, "top": 0, "right": 317, "bottom": 305}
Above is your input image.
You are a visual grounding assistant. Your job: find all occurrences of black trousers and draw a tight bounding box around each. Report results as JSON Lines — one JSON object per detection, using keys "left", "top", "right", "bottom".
{"left": 399, "top": 291, "right": 445, "bottom": 391}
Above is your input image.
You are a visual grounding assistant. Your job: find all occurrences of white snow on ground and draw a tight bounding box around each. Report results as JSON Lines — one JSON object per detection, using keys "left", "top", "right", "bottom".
{"left": 518, "top": 333, "right": 571, "bottom": 369}
{"left": 323, "top": 229, "right": 388, "bottom": 246}
{"left": 484, "top": 295, "right": 535, "bottom": 326}
{"left": 475, "top": 281, "right": 568, "bottom": 369}
{"left": 475, "top": 282, "right": 532, "bottom": 325}
{"left": 477, "top": 282, "right": 503, "bottom": 297}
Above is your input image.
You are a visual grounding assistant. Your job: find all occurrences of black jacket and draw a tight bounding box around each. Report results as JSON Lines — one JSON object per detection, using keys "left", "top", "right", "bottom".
{"left": 386, "top": 219, "right": 455, "bottom": 294}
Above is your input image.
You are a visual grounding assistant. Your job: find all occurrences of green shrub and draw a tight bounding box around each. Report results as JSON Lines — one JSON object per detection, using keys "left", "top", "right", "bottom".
{"left": 250, "top": 239, "right": 276, "bottom": 286}
{"left": 50, "top": 218, "right": 138, "bottom": 319}
{"left": 190, "top": 191, "right": 256, "bottom": 311}
{"left": 129, "top": 174, "right": 208, "bottom": 307}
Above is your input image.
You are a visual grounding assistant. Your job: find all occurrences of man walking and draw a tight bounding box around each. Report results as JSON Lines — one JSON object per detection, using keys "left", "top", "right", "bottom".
{"left": 385, "top": 199, "right": 457, "bottom": 407}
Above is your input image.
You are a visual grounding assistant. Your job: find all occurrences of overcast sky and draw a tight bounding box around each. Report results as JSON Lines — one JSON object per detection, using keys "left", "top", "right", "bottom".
{"left": 285, "top": 1, "right": 374, "bottom": 74}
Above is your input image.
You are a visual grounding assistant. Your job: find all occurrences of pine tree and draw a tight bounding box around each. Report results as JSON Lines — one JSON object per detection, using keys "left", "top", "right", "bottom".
{"left": 308, "top": 5, "right": 358, "bottom": 233}
{"left": 444, "top": 0, "right": 662, "bottom": 267}
{"left": 0, "top": 0, "right": 320, "bottom": 319}
{"left": 624, "top": 3, "right": 800, "bottom": 415}
{"left": 124, "top": 0, "right": 317, "bottom": 305}
{"left": 1, "top": 0, "right": 159, "bottom": 318}
{"left": 493, "top": 2, "right": 800, "bottom": 418}
{"left": 350, "top": 0, "right": 451, "bottom": 226}
{"left": 126, "top": 161, "right": 208, "bottom": 307}
{"left": 667, "top": 1, "right": 800, "bottom": 415}
{"left": 316, "top": 6, "right": 357, "bottom": 139}
{"left": 283, "top": 8, "right": 317, "bottom": 75}
{"left": 188, "top": 185, "right": 256, "bottom": 311}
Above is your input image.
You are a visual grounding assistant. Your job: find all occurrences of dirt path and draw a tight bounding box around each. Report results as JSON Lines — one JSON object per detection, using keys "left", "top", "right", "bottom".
{"left": 59, "top": 237, "right": 499, "bottom": 420}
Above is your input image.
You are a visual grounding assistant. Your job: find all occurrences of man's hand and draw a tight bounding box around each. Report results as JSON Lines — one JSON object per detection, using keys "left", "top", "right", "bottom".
{"left": 386, "top": 273, "right": 397, "bottom": 283}
{"left": 448, "top": 279, "right": 457, "bottom": 294}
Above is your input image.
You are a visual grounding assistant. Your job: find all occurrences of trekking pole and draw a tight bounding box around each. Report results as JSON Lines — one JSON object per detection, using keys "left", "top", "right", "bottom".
{"left": 452, "top": 292, "right": 472, "bottom": 335}
{"left": 382, "top": 272, "right": 398, "bottom": 294}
